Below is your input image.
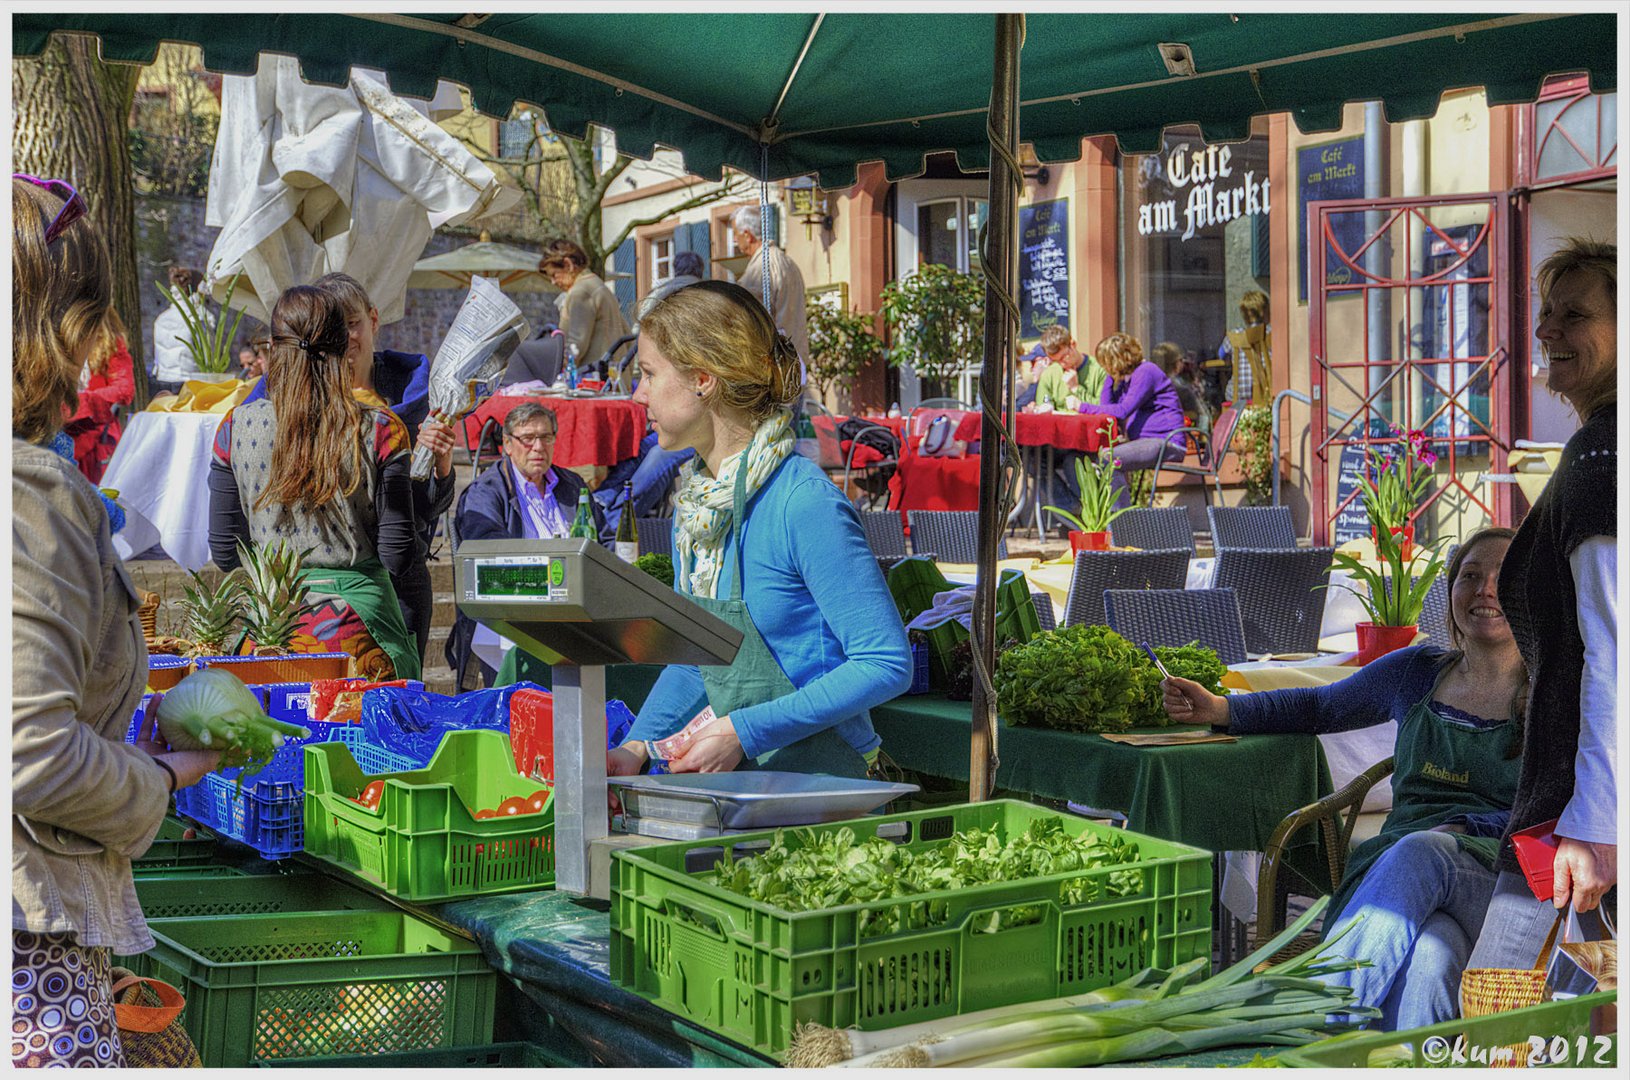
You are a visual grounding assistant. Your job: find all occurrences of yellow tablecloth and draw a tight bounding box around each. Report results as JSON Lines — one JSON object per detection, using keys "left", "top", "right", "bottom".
{"left": 146, "top": 377, "right": 257, "bottom": 413}
{"left": 1507, "top": 446, "right": 1562, "bottom": 505}
{"left": 1221, "top": 655, "right": 1365, "bottom": 691}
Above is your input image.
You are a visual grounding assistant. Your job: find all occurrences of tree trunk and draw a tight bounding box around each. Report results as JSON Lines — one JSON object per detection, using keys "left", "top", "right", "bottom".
{"left": 13, "top": 35, "right": 149, "bottom": 406}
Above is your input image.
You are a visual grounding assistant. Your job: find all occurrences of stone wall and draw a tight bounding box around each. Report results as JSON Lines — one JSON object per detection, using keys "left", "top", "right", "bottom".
{"left": 133, "top": 193, "right": 558, "bottom": 369}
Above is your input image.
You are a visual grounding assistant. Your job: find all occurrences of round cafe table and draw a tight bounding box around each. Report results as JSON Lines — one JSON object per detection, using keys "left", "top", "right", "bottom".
{"left": 462, "top": 392, "right": 647, "bottom": 468}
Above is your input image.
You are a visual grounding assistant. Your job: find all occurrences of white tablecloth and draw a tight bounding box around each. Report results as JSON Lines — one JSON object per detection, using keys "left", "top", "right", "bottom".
{"left": 101, "top": 411, "right": 223, "bottom": 571}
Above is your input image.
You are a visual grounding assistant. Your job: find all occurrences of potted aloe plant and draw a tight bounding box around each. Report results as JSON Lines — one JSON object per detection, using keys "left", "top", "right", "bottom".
{"left": 1324, "top": 525, "right": 1447, "bottom": 665}
{"left": 1042, "top": 444, "right": 1131, "bottom": 553}
{"left": 1358, "top": 427, "right": 1437, "bottom": 561}
{"left": 154, "top": 268, "right": 249, "bottom": 381}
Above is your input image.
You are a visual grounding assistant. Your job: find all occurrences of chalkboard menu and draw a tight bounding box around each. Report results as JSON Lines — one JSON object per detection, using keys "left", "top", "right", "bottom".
{"left": 1298, "top": 135, "right": 1365, "bottom": 301}
{"left": 1331, "top": 440, "right": 1398, "bottom": 543}
{"left": 1019, "top": 199, "right": 1069, "bottom": 338}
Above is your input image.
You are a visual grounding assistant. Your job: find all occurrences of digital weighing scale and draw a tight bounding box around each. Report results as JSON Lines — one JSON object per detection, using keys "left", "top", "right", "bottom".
{"left": 454, "top": 538, "right": 743, "bottom": 894}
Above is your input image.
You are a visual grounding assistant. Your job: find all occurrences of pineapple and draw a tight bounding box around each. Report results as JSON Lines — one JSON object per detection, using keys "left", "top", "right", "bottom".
{"left": 238, "top": 540, "right": 313, "bottom": 655}
{"left": 176, "top": 569, "right": 245, "bottom": 658}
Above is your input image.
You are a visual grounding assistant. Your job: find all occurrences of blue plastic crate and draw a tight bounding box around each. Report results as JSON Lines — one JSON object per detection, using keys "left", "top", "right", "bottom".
{"left": 329, "top": 724, "right": 434, "bottom": 775}
{"left": 257, "top": 683, "right": 313, "bottom": 726}
{"left": 906, "top": 639, "right": 932, "bottom": 694}
{"left": 177, "top": 719, "right": 337, "bottom": 859}
{"left": 127, "top": 693, "right": 157, "bottom": 742}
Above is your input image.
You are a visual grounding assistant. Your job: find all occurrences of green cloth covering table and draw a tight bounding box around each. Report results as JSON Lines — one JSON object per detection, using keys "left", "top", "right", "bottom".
{"left": 871, "top": 692, "right": 1334, "bottom": 854}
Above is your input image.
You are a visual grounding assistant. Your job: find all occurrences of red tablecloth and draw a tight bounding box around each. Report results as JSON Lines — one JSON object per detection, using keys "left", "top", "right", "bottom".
{"left": 888, "top": 452, "right": 982, "bottom": 512}
{"left": 953, "top": 410, "right": 1117, "bottom": 452}
{"left": 462, "top": 394, "right": 647, "bottom": 468}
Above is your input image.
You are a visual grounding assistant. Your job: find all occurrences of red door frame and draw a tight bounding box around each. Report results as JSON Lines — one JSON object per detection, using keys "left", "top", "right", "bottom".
{"left": 1308, "top": 192, "right": 1516, "bottom": 545}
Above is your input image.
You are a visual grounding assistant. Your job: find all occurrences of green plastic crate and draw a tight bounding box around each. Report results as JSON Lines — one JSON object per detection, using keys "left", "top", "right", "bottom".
{"left": 134, "top": 871, "right": 393, "bottom": 920}
{"left": 134, "top": 815, "right": 217, "bottom": 868}
{"left": 886, "top": 561, "right": 1043, "bottom": 687}
{"left": 131, "top": 864, "right": 249, "bottom": 879}
{"left": 303, "top": 730, "right": 555, "bottom": 902}
{"left": 609, "top": 799, "right": 1212, "bottom": 1060}
{"left": 1273, "top": 991, "right": 1617, "bottom": 1068}
{"left": 255, "top": 1041, "right": 567, "bottom": 1068}
{"left": 143, "top": 909, "right": 497, "bottom": 1068}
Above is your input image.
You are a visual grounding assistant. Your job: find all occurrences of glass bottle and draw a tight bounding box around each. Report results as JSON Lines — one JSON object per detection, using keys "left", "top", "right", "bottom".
{"left": 614, "top": 483, "right": 640, "bottom": 562}
{"left": 569, "top": 487, "right": 597, "bottom": 540}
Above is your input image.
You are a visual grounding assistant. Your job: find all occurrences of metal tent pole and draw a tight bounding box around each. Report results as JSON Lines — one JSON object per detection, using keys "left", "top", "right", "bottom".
{"left": 969, "top": 13, "right": 1023, "bottom": 802}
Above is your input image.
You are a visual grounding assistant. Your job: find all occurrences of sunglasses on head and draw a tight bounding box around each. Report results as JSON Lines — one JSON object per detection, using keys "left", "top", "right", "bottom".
{"left": 13, "top": 173, "right": 89, "bottom": 247}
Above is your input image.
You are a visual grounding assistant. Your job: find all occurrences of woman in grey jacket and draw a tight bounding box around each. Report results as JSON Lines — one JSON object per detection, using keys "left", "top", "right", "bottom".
{"left": 11, "top": 175, "right": 219, "bottom": 1067}
{"left": 539, "top": 237, "right": 630, "bottom": 375}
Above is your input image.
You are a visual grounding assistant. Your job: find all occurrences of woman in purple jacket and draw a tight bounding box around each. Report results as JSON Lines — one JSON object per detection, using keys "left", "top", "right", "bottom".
{"left": 1072, "top": 332, "right": 1186, "bottom": 503}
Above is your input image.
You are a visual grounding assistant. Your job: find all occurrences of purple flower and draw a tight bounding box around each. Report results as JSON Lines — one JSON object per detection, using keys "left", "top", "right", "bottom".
{"left": 1112, "top": 458, "right": 1123, "bottom": 468}
{"left": 1419, "top": 450, "right": 1438, "bottom": 467}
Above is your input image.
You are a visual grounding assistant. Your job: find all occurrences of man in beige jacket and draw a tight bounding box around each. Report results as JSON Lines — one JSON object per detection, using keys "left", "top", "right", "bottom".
{"left": 539, "top": 238, "right": 630, "bottom": 375}
{"left": 732, "top": 205, "right": 808, "bottom": 377}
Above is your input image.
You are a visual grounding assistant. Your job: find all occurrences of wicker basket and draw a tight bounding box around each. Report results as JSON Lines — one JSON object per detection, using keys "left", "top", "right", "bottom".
{"left": 137, "top": 589, "right": 160, "bottom": 641}
{"left": 1459, "top": 910, "right": 1564, "bottom": 1067}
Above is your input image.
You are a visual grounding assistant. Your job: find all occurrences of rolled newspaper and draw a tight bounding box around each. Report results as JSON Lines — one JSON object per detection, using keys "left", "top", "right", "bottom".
{"left": 410, "top": 274, "right": 530, "bottom": 481}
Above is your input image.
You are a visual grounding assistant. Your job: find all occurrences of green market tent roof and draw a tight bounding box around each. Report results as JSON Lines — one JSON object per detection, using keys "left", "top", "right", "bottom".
{"left": 14, "top": 11, "right": 1618, "bottom": 187}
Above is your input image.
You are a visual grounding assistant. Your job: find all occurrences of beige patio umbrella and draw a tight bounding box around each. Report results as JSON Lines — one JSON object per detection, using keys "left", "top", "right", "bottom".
{"left": 408, "top": 233, "right": 561, "bottom": 293}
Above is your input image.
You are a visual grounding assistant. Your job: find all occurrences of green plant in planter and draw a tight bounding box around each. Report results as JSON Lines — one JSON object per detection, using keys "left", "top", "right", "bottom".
{"left": 154, "top": 269, "right": 248, "bottom": 375}
{"left": 1321, "top": 525, "right": 1446, "bottom": 628}
{"left": 1042, "top": 444, "right": 1133, "bottom": 534}
{"left": 1234, "top": 405, "right": 1274, "bottom": 505}
{"left": 1359, "top": 426, "right": 1437, "bottom": 533}
{"left": 805, "top": 302, "right": 887, "bottom": 405}
{"left": 879, "top": 263, "right": 985, "bottom": 394}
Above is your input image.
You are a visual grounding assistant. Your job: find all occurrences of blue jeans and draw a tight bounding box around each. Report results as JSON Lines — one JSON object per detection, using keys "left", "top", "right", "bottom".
{"left": 1319, "top": 830, "right": 1498, "bottom": 1031}
{"left": 595, "top": 431, "right": 694, "bottom": 529}
{"left": 1050, "top": 437, "right": 1183, "bottom": 511}
{"left": 1466, "top": 870, "right": 1569, "bottom": 972}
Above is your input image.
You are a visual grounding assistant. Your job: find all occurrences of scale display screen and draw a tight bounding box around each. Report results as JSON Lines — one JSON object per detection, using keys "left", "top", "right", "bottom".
{"left": 471, "top": 556, "right": 563, "bottom": 599}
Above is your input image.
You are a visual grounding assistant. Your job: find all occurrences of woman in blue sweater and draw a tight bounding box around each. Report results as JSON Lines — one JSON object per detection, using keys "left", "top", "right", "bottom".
{"left": 608, "top": 280, "right": 912, "bottom": 778}
{"left": 1162, "top": 528, "right": 1526, "bottom": 1029}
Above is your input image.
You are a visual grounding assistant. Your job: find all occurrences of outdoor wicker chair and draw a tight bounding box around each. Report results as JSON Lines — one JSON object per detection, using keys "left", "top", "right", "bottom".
{"left": 1414, "top": 543, "right": 1458, "bottom": 644}
{"left": 907, "top": 510, "right": 1005, "bottom": 562}
{"left": 1207, "top": 505, "right": 1298, "bottom": 551}
{"left": 1063, "top": 548, "right": 1192, "bottom": 628}
{"left": 637, "top": 516, "right": 673, "bottom": 558}
{"left": 1032, "top": 591, "right": 1057, "bottom": 633}
{"left": 1109, "top": 506, "right": 1195, "bottom": 553}
{"left": 1254, "top": 757, "right": 1397, "bottom": 958}
{"left": 1103, "top": 587, "right": 1248, "bottom": 666}
{"left": 858, "top": 509, "right": 909, "bottom": 557}
{"left": 1213, "top": 546, "right": 1337, "bottom": 656}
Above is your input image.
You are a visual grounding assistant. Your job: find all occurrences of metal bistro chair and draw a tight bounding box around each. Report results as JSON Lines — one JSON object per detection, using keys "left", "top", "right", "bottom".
{"left": 1207, "top": 505, "right": 1298, "bottom": 551}
{"left": 1063, "top": 548, "right": 1192, "bottom": 628}
{"left": 637, "top": 516, "right": 674, "bottom": 558}
{"left": 1109, "top": 506, "right": 1196, "bottom": 554}
{"left": 907, "top": 510, "right": 1006, "bottom": 563}
{"left": 858, "top": 509, "right": 909, "bottom": 558}
{"left": 1151, "top": 404, "right": 1240, "bottom": 507}
{"left": 1104, "top": 587, "right": 1249, "bottom": 666}
{"left": 1213, "top": 547, "right": 1337, "bottom": 656}
{"left": 916, "top": 396, "right": 973, "bottom": 412}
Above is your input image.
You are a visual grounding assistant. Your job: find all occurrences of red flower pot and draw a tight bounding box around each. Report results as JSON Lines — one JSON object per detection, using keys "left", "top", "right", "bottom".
{"left": 1069, "top": 530, "right": 1111, "bottom": 553}
{"left": 1371, "top": 524, "right": 1416, "bottom": 561}
{"left": 1351, "top": 622, "right": 1419, "bottom": 666}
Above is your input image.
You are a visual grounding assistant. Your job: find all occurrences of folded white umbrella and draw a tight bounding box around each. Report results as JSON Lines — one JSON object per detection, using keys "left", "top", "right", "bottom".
{"left": 203, "top": 55, "right": 519, "bottom": 325}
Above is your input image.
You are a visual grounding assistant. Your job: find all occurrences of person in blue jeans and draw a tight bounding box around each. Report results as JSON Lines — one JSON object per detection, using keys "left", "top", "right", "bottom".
{"left": 1162, "top": 528, "right": 1527, "bottom": 1030}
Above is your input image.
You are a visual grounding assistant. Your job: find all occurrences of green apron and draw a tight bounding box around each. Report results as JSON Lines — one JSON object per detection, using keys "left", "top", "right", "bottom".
{"left": 678, "top": 463, "right": 869, "bottom": 779}
{"left": 1326, "top": 680, "right": 1520, "bottom": 927}
{"left": 302, "top": 558, "right": 421, "bottom": 681}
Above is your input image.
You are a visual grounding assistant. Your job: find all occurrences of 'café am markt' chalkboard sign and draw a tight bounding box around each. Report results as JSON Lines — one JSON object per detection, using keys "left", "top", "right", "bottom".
{"left": 1332, "top": 440, "right": 1400, "bottom": 543}
{"left": 1299, "top": 135, "right": 1365, "bottom": 302}
{"left": 1019, "top": 199, "right": 1069, "bottom": 338}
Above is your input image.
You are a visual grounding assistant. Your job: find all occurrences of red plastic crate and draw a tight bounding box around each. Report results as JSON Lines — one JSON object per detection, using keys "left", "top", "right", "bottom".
{"left": 507, "top": 689, "right": 555, "bottom": 783}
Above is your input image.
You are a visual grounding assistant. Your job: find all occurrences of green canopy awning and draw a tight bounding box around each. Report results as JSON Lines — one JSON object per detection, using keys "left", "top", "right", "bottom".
{"left": 15, "top": 11, "right": 1617, "bottom": 186}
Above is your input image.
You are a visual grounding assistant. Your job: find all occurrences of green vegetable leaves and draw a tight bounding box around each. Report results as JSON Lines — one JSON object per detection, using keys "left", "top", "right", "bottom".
{"left": 634, "top": 552, "right": 675, "bottom": 587}
{"left": 704, "top": 817, "right": 1144, "bottom": 939}
{"left": 154, "top": 668, "right": 313, "bottom": 782}
{"left": 996, "top": 625, "right": 1229, "bottom": 732}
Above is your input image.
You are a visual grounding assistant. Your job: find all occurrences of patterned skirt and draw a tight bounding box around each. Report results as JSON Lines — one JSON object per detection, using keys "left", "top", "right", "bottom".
{"left": 11, "top": 931, "right": 124, "bottom": 1067}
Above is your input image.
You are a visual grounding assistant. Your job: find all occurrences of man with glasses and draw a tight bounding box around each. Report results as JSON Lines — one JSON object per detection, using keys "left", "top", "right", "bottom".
{"left": 444, "top": 402, "right": 606, "bottom": 685}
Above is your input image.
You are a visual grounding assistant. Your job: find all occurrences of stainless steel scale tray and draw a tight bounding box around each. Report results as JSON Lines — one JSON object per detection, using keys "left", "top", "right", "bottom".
{"left": 607, "top": 771, "right": 918, "bottom": 831}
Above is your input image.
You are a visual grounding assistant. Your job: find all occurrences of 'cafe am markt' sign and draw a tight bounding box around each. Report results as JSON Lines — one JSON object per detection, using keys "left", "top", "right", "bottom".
{"left": 1137, "top": 139, "right": 1270, "bottom": 241}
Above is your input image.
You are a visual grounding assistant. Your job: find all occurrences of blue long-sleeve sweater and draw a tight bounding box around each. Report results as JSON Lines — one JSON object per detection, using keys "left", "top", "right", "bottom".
{"left": 1227, "top": 645, "right": 1512, "bottom": 838}
{"left": 627, "top": 454, "right": 913, "bottom": 760}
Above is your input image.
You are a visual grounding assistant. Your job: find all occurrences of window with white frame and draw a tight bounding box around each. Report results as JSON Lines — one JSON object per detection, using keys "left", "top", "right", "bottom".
{"left": 649, "top": 235, "right": 675, "bottom": 283}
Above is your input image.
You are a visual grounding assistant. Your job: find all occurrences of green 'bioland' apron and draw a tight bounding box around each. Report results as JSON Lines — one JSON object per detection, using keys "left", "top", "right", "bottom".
{"left": 1325, "top": 675, "right": 1520, "bottom": 927}
{"left": 680, "top": 463, "right": 868, "bottom": 779}
{"left": 302, "top": 558, "right": 421, "bottom": 681}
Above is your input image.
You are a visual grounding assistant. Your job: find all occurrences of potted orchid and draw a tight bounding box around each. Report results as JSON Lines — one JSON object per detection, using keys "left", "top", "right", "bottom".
{"left": 1358, "top": 427, "right": 1437, "bottom": 560}
{"left": 1043, "top": 443, "right": 1131, "bottom": 553}
{"left": 1325, "top": 525, "right": 1448, "bottom": 665}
